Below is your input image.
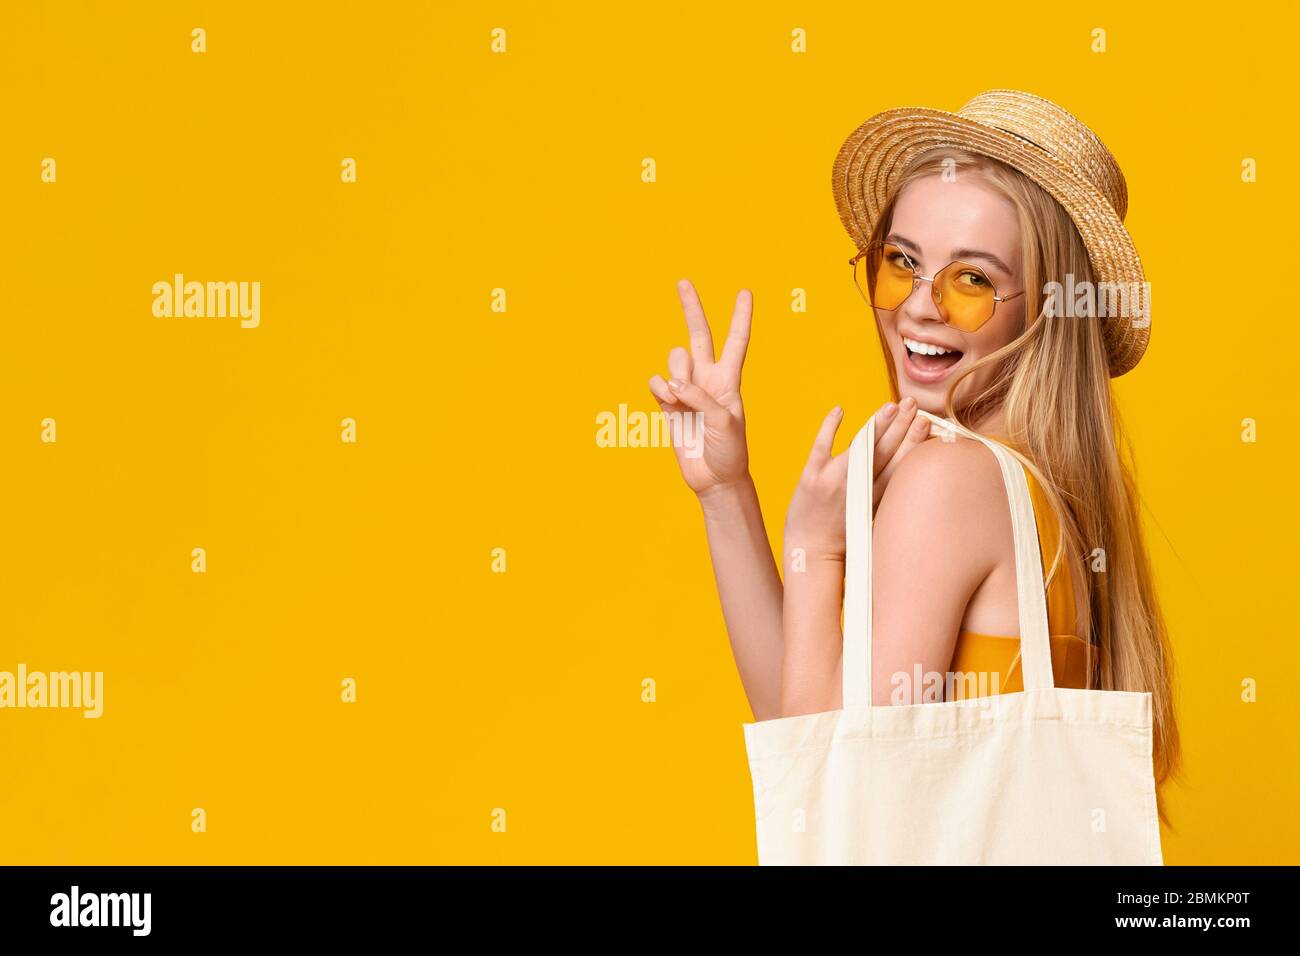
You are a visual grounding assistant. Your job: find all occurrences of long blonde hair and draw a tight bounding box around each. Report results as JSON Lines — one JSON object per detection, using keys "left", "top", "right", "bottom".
{"left": 866, "top": 148, "right": 1182, "bottom": 825}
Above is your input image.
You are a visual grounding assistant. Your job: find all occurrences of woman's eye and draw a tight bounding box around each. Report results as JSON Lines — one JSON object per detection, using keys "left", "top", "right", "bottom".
{"left": 887, "top": 253, "right": 913, "bottom": 270}
{"left": 957, "top": 270, "right": 989, "bottom": 287}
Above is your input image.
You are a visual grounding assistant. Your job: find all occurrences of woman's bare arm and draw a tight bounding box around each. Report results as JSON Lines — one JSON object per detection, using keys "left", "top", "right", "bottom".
{"left": 696, "top": 478, "right": 785, "bottom": 720}
{"left": 649, "top": 281, "right": 785, "bottom": 720}
{"left": 866, "top": 438, "right": 1004, "bottom": 706}
{"left": 779, "top": 409, "right": 851, "bottom": 716}
{"left": 780, "top": 420, "right": 1004, "bottom": 714}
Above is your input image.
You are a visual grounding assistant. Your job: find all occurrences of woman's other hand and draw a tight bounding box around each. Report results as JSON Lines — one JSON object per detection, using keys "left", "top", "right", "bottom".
{"left": 784, "top": 407, "right": 850, "bottom": 563}
{"left": 782, "top": 397, "right": 934, "bottom": 562}
{"left": 871, "top": 396, "right": 932, "bottom": 513}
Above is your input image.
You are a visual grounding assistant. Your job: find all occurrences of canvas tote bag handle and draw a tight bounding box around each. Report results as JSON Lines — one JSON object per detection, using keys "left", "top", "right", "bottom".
{"left": 842, "top": 408, "right": 1057, "bottom": 710}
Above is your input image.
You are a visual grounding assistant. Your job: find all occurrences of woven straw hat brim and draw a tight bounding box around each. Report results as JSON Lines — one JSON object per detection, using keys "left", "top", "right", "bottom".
{"left": 832, "top": 104, "right": 1149, "bottom": 377}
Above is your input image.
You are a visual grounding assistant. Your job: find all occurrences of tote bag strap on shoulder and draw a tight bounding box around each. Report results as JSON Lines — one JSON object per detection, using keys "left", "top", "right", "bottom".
{"left": 842, "top": 407, "right": 1057, "bottom": 711}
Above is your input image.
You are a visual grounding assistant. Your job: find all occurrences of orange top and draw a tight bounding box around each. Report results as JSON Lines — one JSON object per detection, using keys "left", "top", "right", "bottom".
{"left": 947, "top": 466, "right": 1091, "bottom": 699}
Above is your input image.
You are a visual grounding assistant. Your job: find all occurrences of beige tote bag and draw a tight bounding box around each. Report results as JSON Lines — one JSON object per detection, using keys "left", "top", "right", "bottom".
{"left": 743, "top": 409, "right": 1163, "bottom": 865}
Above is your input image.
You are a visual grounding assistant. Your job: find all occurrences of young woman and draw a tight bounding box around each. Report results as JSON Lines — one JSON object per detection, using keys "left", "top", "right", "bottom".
{"left": 648, "top": 90, "right": 1180, "bottom": 821}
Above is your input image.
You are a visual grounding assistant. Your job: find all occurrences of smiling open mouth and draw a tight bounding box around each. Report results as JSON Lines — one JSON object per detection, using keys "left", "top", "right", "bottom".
{"left": 903, "top": 336, "right": 964, "bottom": 373}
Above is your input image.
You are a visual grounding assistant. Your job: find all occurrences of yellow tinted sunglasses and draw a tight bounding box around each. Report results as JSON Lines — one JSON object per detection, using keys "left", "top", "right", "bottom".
{"left": 850, "top": 240, "right": 1024, "bottom": 333}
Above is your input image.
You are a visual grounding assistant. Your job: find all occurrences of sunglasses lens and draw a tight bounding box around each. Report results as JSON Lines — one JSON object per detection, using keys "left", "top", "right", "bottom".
{"left": 935, "top": 262, "right": 996, "bottom": 332}
{"left": 860, "top": 242, "right": 915, "bottom": 311}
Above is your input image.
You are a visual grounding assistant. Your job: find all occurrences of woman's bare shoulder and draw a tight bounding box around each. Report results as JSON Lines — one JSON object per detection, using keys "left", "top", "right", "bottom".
{"left": 874, "top": 434, "right": 1012, "bottom": 569}
{"left": 881, "top": 433, "right": 1006, "bottom": 505}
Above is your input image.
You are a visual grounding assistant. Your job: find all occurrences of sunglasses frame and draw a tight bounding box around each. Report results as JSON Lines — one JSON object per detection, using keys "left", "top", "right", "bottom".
{"left": 850, "top": 239, "right": 1025, "bottom": 332}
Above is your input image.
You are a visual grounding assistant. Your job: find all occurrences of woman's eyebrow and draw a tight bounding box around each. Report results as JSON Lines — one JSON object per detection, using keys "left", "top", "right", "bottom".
{"left": 884, "top": 234, "right": 1015, "bottom": 277}
{"left": 884, "top": 233, "right": 921, "bottom": 256}
{"left": 950, "top": 247, "right": 1014, "bottom": 276}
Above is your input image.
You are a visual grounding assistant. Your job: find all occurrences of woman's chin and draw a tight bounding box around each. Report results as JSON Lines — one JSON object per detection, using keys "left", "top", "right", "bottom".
{"left": 894, "top": 372, "right": 947, "bottom": 416}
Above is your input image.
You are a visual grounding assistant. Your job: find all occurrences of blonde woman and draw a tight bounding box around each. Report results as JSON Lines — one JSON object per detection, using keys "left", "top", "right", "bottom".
{"left": 648, "top": 90, "right": 1180, "bottom": 825}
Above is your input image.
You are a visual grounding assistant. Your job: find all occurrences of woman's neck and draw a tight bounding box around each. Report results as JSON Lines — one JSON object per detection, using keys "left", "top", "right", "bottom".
{"left": 917, "top": 398, "right": 1009, "bottom": 441}
{"left": 963, "top": 403, "right": 1009, "bottom": 442}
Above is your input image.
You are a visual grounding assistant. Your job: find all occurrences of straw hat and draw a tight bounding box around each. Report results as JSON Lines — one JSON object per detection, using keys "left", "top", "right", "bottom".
{"left": 831, "top": 89, "right": 1148, "bottom": 377}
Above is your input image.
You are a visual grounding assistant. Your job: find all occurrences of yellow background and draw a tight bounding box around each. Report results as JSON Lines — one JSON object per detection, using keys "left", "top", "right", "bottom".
{"left": 1, "top": 1, "right": 1295, "bottom": 864}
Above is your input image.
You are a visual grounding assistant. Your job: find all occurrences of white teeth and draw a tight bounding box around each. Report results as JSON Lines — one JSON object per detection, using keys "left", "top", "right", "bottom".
{"left": 904, "top": 336, "right": 958, "bottom": 356}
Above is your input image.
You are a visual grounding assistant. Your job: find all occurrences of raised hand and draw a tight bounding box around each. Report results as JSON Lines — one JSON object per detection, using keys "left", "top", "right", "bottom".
{"left": 783, "top": 398, "right": 934, "bottom": 564}
{"left": 784, "top": 406, "right": 850, "bottom": 561}
{"left": 648, "top": 279, "right": 753, "bottom": 499}
{"left": 870, "top": 396, "right": 932, "bottom": 513}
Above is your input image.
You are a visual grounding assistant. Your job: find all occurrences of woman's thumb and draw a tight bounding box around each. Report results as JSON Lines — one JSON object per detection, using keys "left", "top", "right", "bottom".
{"left": 666, "top": 378, "right": 725, "bottom": 421}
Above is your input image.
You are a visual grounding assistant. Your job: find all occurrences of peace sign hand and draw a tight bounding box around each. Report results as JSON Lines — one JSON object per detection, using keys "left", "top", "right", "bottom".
{"left": 648, "top": 279, "right": 753, "bottom": 499}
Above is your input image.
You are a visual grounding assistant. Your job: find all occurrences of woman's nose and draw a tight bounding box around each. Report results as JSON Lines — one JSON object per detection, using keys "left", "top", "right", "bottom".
{"left": 900, "top": 277, "right": 944, "bottom": 325}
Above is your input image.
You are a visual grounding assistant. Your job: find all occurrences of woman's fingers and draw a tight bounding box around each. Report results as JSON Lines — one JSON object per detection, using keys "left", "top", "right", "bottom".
{"left": 873, "top": 400, "right": 900, "bottom": 436}
{"left": 677, "top": 279, "right": 716, "bottom": 369}
{"left": 718, "top": 288, "right": 753, "bottom": 376}
{"left": 666, "top": 376, "right": 728, "bottom": 424}
{"left": 648, "top": 374, "right": 678, "bottom": 407}
{"left": 806, "top": 406, "right": 844, "bottom": 471}
{"left": 873, "top": 398, "right": 917, "bottom": 476}
{"left": 897, "top": 410, "right": 931, "bottom": 455}
{"left": 876, "top": 413, "right": 931, "bottom": 487}
{"left": 666, "top": 345, "right": 693, "bottom": 385}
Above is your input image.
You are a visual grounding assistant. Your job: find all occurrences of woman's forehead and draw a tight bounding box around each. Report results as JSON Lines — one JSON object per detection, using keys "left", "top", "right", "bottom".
{"left": 889, "top": 175, "right": 1021, "bottom": 265}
